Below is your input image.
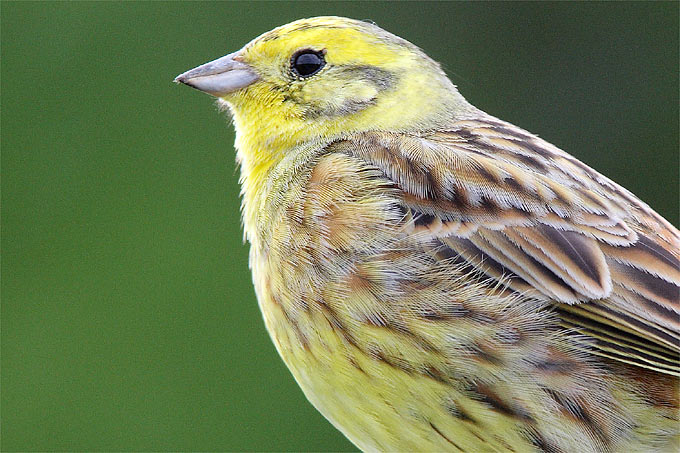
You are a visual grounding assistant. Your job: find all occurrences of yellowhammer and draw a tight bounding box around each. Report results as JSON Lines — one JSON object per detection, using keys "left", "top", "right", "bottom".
{"left": 176, "top": 17, "right": 679, "bottom": 452}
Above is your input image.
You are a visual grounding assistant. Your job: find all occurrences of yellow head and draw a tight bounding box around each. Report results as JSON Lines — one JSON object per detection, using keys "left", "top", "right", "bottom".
{"left": 176, "top": 17, "right": 472, "bottom": 160}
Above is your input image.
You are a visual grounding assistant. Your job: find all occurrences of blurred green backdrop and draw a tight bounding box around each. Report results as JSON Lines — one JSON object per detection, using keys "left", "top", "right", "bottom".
{"left": 2, "top": 2, "right": 678, "bottom": 451}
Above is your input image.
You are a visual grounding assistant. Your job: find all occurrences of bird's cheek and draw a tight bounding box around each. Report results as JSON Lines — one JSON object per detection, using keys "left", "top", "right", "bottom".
{"left": 344, "top": 82, "right": 379, "bottom": 104}
{"left": 302, "top": 81, "right": 379, "bottom": 118}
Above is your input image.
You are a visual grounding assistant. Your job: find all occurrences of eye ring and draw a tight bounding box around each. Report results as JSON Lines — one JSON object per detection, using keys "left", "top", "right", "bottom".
{"left": 290, "top": 49, "right": 326, "bottom": 78}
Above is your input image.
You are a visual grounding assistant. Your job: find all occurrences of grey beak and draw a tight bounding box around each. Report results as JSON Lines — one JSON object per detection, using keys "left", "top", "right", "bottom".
{"left": 174, "top": 52, "right": 259, "bottom": 97}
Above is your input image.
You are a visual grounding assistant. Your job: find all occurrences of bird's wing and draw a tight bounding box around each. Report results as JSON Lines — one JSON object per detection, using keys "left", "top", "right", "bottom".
{"left": 329, "top": 116, "right": 680, "bottom": 375}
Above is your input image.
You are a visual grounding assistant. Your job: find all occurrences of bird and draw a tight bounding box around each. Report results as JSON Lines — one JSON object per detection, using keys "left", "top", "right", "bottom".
{"left": 175, "top": 16, "right": 679, "bottom": 452}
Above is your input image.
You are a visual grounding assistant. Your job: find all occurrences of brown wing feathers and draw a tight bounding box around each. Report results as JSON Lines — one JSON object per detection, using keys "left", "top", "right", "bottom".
{"left": 330, "top": 117, "right": 680, "bottom": 374}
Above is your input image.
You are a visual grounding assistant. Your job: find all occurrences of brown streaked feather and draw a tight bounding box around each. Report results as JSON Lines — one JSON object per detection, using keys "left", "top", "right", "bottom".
{"left": 601, "top": 234, "right": 680, "bottom": 284}
{"left": 504, "top": 225, "right": 611, "bottom": 300}
{"left": 563, "top": 299, "right": 680, "bottom": 351}
{"left": 436, "top": 236, "right": 536, "bottom": 295}
{"left": 329, "top": 115, "right": 680, "bottom": 374}
{"left": 466, "top": 230, "right": 583, "bottom": 302}
{"left": 558, "top": 310, "right": 680, "bottom": 376}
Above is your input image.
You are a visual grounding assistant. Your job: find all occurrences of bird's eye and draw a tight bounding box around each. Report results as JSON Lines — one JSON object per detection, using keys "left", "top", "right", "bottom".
{"left": 291, "top": 50, "right": 325, "bottom": 78}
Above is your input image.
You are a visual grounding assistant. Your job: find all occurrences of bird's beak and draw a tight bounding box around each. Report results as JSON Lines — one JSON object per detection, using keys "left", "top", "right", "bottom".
{"left": 174, "top": 51, "right": 259, "bottom": 97}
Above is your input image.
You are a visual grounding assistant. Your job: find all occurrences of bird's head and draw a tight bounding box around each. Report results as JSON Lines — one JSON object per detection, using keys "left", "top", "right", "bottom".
{"left": 176, "top": 16, "right": 472, "bottom": 157}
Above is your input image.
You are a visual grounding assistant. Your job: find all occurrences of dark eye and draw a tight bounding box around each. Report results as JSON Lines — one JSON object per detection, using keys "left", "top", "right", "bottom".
{"left": 291, "top": 50, "right": 325, "bottom": 78}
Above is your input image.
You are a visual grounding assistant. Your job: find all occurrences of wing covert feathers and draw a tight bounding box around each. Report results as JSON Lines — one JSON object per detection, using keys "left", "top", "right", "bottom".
{"left": 329, "top": 115, "right": 680, "bottom": 374}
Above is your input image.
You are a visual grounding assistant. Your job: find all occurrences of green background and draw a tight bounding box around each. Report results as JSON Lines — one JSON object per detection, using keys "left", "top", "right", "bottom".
{"left": 2, "top": 2, "right": 678, "bottom": 451}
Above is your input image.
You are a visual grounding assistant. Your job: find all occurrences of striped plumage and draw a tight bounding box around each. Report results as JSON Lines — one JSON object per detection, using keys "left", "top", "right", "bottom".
{"left": 330, "top": 119, "right": 680, "bottom": 376}
{"left": 176, "top": 16, "right": 679, "bottom": 452}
